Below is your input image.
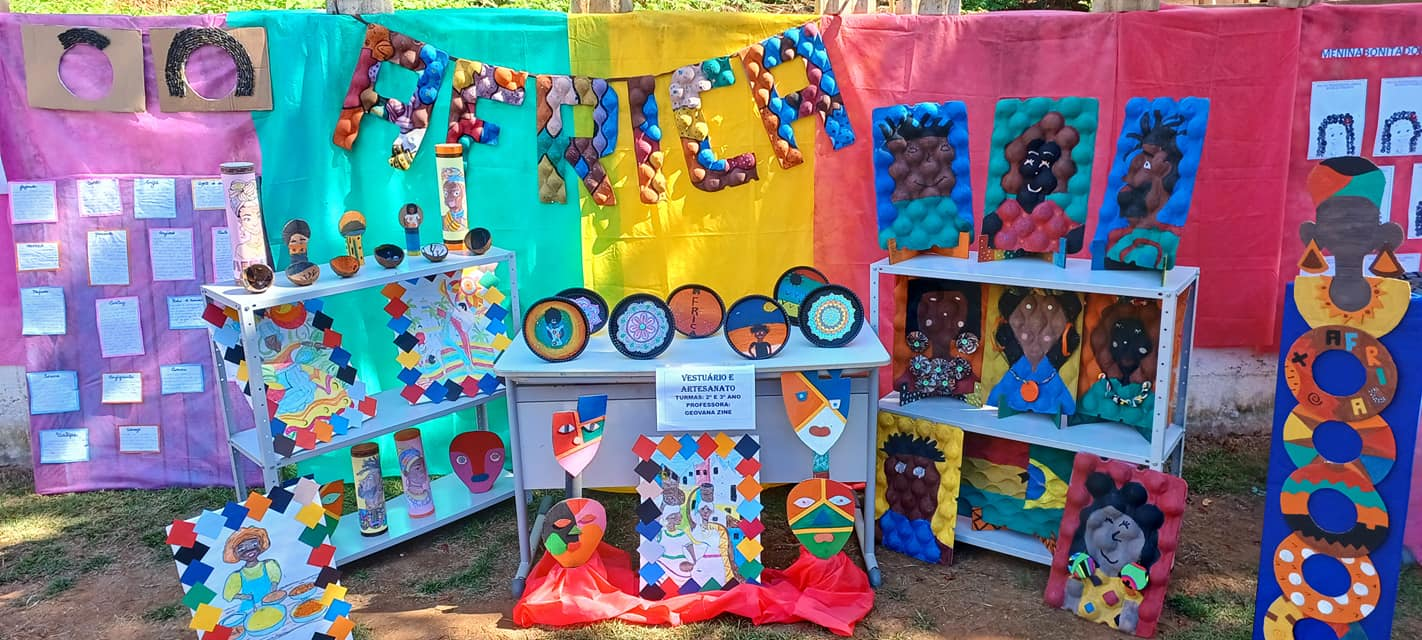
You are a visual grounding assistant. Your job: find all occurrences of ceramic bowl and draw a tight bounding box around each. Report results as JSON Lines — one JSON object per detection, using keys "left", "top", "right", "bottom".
{"left": 374, "top": 244, "right": 404, "bottom": 269}
{"left": 464, "top": 228, "right": 492, "bottom": 255}
{"left": 330, "top": 255, "right": 361, "bottom": 278}
{"left": 286, "top": 261, "right": 322, "bottom": 287}
{"left": 239, "top": 264, "right": 274, "bottom": 294}
{"left": 422, "top": 243, "right": 449, "bottom": 262}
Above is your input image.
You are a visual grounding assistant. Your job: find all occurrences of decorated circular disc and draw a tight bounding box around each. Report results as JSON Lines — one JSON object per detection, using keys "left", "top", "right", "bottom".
{"left": 667, "top": 284, "right": 726, "bottom": 338}
{"left": 1284, "top": 325, "right": 1397, "bottom": 422}
{"left": 557, "top": 287, "right": 610, "bottom": 334}
{"left": 799, "top": 284, "right": 864, "bottom": 347}
{"left": 523, "top": 297, "right": 590, "bottom": 362}
{"left": 724, "top": 295, "right": 790, "bottom": 360}
{"left": 773, "top": 265, "right": 829, "bottom": 326}
{"left": 609, "top": 293, "right": 675, "bottom": 360}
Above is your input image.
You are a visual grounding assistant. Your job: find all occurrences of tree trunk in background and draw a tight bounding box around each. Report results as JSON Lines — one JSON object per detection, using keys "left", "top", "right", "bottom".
{"left": 327, "top": 0, "right": 393, "bottom": 14}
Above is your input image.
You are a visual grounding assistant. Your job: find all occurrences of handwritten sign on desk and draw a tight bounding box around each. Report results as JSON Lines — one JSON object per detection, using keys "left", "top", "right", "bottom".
{"left": 655, "top": 365, "right": 756, "bottom": 431}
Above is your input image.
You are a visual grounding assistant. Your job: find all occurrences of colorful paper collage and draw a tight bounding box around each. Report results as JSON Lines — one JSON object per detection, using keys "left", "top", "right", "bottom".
{"left": 871, "top": 102, "right": 974, "bottom": 261}
{"left": 204, "top": 300, "right": 377, "bottom": 456}
{"left": 957, "top": 433, "right": 1073, "bottom": 553}
{"left": 535, "top": 74, "right": 619, "bottom": 205}
{"left": 739, "top": 21, "right": 855, "bottom": 170}
{"left": 892, "top": 278, "right": 984, "bottom": 405}
{"left": 379, "top": 270, "right": 510, "bottom": 405}
{"left": 1092, "top": 97, "right": 1210, "bottom": 271}
{"left": 166, "top": 478, "right": 353, "bottom": 640}
{"left": 632, "top": 433, "right": 763, "bottom": 598}
{"left": 875, "top": 413, "right": 963, "bottom": 564}
{"left": 980, "top": 97, "right": 1099, "bottom": 261}
{"left": 981, "top": 286, "right": 1084, "bottom": 421}
{"left": 1045, "top": 455, "right": 1188, "bottom": 638}
{"left": 1074, "top": 295, "right": 1162, "bottom": 440}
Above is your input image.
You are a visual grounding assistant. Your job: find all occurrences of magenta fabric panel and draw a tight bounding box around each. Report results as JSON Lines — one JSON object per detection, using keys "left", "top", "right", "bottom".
{"left": 0, "top": 13, "right": 262, "bottom": 492}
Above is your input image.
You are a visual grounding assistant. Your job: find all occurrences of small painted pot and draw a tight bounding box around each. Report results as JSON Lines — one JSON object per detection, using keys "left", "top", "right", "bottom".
{"left": 422, "top": 243, "right": 449, "bottom": 262}
{"left": 285, "top": 261, "right": 321, "bottom": 287}
{"left": 330, "top": 255, "right": 360, "bottom": 278}
{"left": 464, "top": 227, "right": 492, "bottom": 255}
{"left": 239, "top": 263, "right": 274, "bottom": 293}
{"left": 374, "top": 244, "right": 405, "bottom": 269}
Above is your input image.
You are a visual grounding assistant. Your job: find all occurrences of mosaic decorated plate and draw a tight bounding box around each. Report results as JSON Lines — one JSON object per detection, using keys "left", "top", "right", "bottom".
{"left": 666, "top": 284, "right": 725, "bottom": 338}
{"left": 724, "top": 294, "right": 790, "bottom": 360}
{"left": 523, "top": 297, "right": 590, "bottom": 362}
{"left": 799, "top": 284, "right": 864, "bottom": 348}
{"left": 773, "top": 265, "right": 830, "bottom": 326}
{"left": 557, "top": 287, "right": 610, "bottom": 334}
{"left": 609, "top": 293, "right": 676, "bottom": 360}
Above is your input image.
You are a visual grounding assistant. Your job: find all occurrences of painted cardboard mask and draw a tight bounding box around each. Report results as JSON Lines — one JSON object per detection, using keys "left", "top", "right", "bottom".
{"left": 449, "top": 431, "right": 505, "bottom": 494}
{"left": 542, "top": 497, "right": 606, "bottom": 568}
{"left": 780, "top": 371, "right": 850, "bottom": 456}
{"left": 319, "top": 479, "right": 345, "bottom": 523}
{"left": 552, "top": 395, "right": 606, "bottom": 477}
{"left": 787, "top": 478, "right": 856, "bottom": 559}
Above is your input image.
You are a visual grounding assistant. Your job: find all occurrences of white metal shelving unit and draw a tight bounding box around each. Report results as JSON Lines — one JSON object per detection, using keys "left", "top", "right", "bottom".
{"left": 869, "top": 252, "right": 1199, "bottom": 564}
{"left": 202, "top": 248, "right": 520, "bottom": 566}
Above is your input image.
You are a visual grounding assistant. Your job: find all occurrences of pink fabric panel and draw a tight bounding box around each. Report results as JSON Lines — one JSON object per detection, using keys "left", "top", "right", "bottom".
{"left": 0, "top": 13, "right": 262, "bottom": 492}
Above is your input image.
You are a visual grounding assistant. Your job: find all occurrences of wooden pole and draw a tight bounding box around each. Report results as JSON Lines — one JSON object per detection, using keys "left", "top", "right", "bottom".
{"left": 570, "top": 0, "right": 634, "bottom": 13}
{"left": 326, "top": 0, "right": 393, "bottom": 14}
{"left": 1092, "top": 0, "right": 1160, "bottom": 11}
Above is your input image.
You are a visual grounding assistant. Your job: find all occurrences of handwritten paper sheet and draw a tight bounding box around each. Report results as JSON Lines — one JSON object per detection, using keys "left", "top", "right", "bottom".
{"left": 21, "top": 287, "right": 66, "bottom": 335}
{"left": 9, "top": 181, "right": 58, "bottom": 224}
{"left": 27, "top": 371, "right": 80, "bottom": 415}
{"left": 191, "top": 178, "right": 225, "bottom": 210}
{"left": 16, "top": 242, "right": 60, "bottom": 271}
{"left": 101, "top": 372, "right": 143, "bottom": 404}
{"left": 160, "top": 364, "right": 205, "bottom": 394}
{"left": 77, "top": 177, "right": 122, "bottom": 217}
{"left": 39, "top": 429, "right": 89, "bottom": 464}
{"left": 118, "top": 426, "right": 161, "bottom": 454}
{"left": 96, "top": 297, "right": 144, "bottom": 358}
{"left": 211, "top": 227, "right": 233, "bottom": 283}
{"left": 133, "top": 177, "right": 177, "bottom": 219}
{"left": 149, "top": 228, "right": 195, "bottom": 281}
{"left": 87, "top": 230, "right": 130, "bottom": 286}
{"left": 167, "top": 295, "right": 208, "bottom": 330}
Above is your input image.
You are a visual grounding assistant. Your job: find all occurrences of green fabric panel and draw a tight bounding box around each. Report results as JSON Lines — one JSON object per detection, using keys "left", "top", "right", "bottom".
{"left": 227, "top": 10, "right": 580, "bottom": 482}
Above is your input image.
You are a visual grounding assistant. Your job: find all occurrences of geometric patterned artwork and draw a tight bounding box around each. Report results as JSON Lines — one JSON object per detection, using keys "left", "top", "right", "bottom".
{"left": 1045, "top": 454, "right": 1188, "bottom": 638}
{"left": 1092, "top": 97, "right": 1210, "bottom": 271}
{"left": 871, "top": 101, "right": 974, "bottom": 261}
{"left": 1074, "top": 295, "right": 1162, "bottom": 440}
{"left": 787, "top": 478, "right": 856, "bottom": 560}
{"left": 166, "top": 478, "right": 353, "bottom": 640}
{"left": 979, "top": 97, "right": 1099, "bottom": 262}
{"left": 738, "top": 21, "right": 855, "bottom": 170}
{"left": 632, "top": 433, "right": 763, "bottom": 599}
{"left": 957, "top": 433, "right": 1074, "bottom": 555}
{"left": 204, "top": 300, "right": 376, "bottom": 456}
{"left": 892, "top": 278, "right": 984, "bottom": 404}
{"left": 983, "top": 286, "right": 1084, "bottom": 421}
{"left": 874, "top": 413, "right": 963, "bottom": 564}
{"left": 379, "top": 269, "right": 511, "bottom": 405}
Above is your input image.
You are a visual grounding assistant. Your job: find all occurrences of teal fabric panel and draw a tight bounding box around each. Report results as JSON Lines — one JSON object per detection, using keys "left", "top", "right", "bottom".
{"left": 227, "top": 9, "right": 580, "bottom": 482}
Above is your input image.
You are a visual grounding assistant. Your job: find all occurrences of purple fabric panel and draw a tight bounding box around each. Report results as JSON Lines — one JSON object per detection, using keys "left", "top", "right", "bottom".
{"left": 0, "top": 13, "right": 263, "bottom": 492}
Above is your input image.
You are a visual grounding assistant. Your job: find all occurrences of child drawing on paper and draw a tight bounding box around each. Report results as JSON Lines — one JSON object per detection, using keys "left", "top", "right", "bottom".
{"left": 403, "top": 278, "right": 495, "bottom": 388}
{"left": 223, "top": 527, "right": 283, "bottom": 613}
{"left": 688, "top": 501, "right": 735, "bottom": 586}
{"left": 257, "top": 319, "right": 345, "bottom": 431}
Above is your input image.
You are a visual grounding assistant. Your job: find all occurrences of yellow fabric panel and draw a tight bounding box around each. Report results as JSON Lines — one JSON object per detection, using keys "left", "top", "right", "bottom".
{"left": 874, "top": 412, "right": 964, "bottom": 550}
{"left": 567, "top": 13, "right": 821, "bottom": 300}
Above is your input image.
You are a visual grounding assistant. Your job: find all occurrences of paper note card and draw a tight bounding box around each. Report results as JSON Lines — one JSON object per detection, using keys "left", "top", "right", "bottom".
{"left": 149, "top": 228, "right": 195, "bottom": 281}
{"left": 655, "top": 365, "right": 757, "bottom": 431}
{"left": 10, "top": 181, "right": 57, "bottom": 224}
{"left": 16, "top": 242, "right": 60, "bottom": 271}
{"left": 191, "top": 178, "right": 224, "bottom": 210}
{"left": 87, "top": 230, "right": 130, "bottom": 286}
{"left": 78, "top": 177, "right": 122, "bottom": 217}
{"left": 21, "top": 287, "right": 66, "bottom": 335}
{"left": 134, "top": 177, "right": 177, "bottom": 219}
{"left": 118, "top": 426, "right": 161, "bottom": 454}
{"left": 96, "top": 297, "right": 144, "bottom": 357}
{"left": 167, "top": 295, "right": 208, "bottom": 330}
{"left": 160, "top": 364, "right": 205, "bottom": 394}
{"left": 27, "top": 371, "right": 80, "bottom": 415}
{"left": 39, "top": 429, "right": 89, "bottom": 464}
{"left": 101, "top": 372, "right": 143, "bottom": 404}
{"left": 211, "top": 227, "right": 232, "bottom": 283}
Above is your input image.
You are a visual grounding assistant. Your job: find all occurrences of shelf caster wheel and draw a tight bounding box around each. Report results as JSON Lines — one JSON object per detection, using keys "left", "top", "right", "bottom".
{"left": 868, "top": 567, "right": 882, "bottom": 588}
{"left": 512, "top": 577, "right": 526, "bottom": 598}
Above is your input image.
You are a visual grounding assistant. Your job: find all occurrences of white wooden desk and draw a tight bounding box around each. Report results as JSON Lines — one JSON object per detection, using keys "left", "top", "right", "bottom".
{"left": 495, "top": 329, "right": 889, "bottom": 596}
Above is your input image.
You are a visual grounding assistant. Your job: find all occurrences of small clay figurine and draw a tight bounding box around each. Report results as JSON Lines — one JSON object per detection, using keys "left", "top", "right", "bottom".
{"left": 464, "top": 227, "right": 492, "bottom": 255}
{"left": 400, "top": 203, "right": 424, "bottom": 257}
{"left": 339, "top": 210, "right": 367, "bottom": 266}
{"left": 239, "top": 263, "right": 274, "bottom": 293}
{"left": 374, "top": 244, "right": 404, "bottom": 269}
{"left": 422, "top": 243, "right": 449, "bottom": 262}
{"left": 282, "top": 219, "right": 320, "bottom": 287}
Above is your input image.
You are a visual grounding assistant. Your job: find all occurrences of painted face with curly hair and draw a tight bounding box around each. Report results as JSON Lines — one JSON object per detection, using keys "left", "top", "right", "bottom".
{"left": 1009, "top": 293, "right": 1070, "bottom": 366}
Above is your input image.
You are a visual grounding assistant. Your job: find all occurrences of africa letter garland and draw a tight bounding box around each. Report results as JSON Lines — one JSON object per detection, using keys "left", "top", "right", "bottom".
{"left": 380, "top": 270, "right": 511, "bottom": 404}
{"left": 167, "top": 478, "right": 354, "bottom": 640}
{"left": 204, "top": 300, "right": 377, "bottom": 457}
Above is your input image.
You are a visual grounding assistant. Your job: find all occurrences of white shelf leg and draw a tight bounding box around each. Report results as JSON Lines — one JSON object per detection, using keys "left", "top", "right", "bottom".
{"left": 862, "top": 368, "right": 881, "bottom": 587}
{"left": 237, "top": 304, "right": 280, "bottom": 490}
{"left": 1151, "top": 293, "right": 1178, "bottom": 471}
{"left": 210, "top": 332, "right": 246, "bottom": 500}
{"left": 508, "top": 378, "right": 534, "bottom": 597}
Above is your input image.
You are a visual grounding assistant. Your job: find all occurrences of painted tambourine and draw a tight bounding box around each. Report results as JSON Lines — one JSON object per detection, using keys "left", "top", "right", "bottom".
{"left": 799, "top": 284, "right": 865, "bottom": 348}
{"left": 557, "top": 287, "right": 610, "bottom": 334}
{"left": 773, "top": 265, "right": 830, "bottom": 326}
{"left": 609, "top": 293, "right": 676, "bottom": 360}
{"left": 724, "top": 294, "right": 790, "bottom": 360}
{"left": 523, "top": 297, "right": 590, "bottom": 362}
{"left": 666, "top": 284, "right": 726, "bottom": 338}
